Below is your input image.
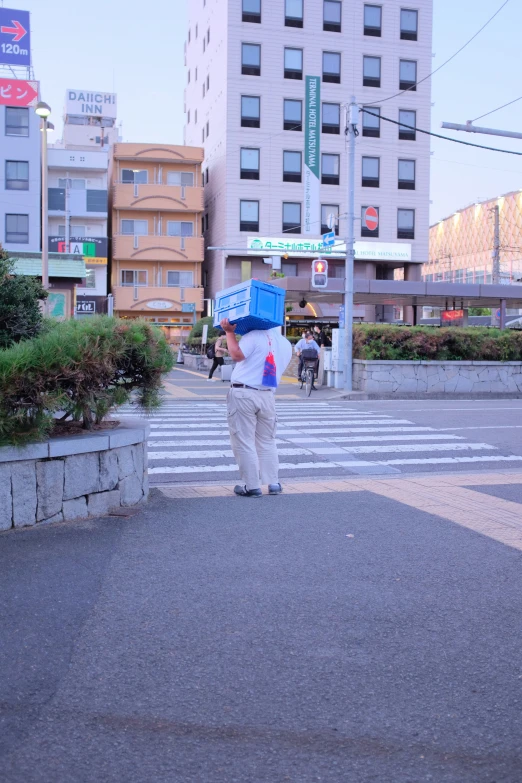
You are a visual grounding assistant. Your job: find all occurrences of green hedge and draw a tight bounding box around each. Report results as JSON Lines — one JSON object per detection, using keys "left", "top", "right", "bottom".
{"left": 0, "top": 317, "right": 174, "bottom": 446}
{"left": 187, "top": 316, "right": 220, "bottom": 346}
{"left": 353, "top": 324, "right": 522, "bottom": 361}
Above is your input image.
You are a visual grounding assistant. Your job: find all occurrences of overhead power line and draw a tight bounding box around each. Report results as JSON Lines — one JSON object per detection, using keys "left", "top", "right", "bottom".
{"left": 471, "top": 95, "right": 522, "bottom": 123}
{"left": 365, "top": 0, "right": 512, "bottom": 106}
{"left": 361, "top": 108, "right": 522, "bottom": 156}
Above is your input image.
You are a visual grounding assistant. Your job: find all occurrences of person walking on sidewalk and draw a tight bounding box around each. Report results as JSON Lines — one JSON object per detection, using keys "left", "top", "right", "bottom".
{"left": 207, "top": 332, "right": 228, "bottom": 381}
{"left": 220, "top": 318, "right": 292, "bottom": 497}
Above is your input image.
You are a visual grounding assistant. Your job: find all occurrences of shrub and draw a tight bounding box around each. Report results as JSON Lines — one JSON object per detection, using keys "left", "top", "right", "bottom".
{"left": 352, "top": 324, "right": 522, "bottom": 362}
{"left": 0, "top": 246, "right": 47, "bottom": 349}
{"left": 188, "top": 316, "right": 220, "bottom": 347}
{"left": 0, "top": 317, "right": 174, "bottom": 446}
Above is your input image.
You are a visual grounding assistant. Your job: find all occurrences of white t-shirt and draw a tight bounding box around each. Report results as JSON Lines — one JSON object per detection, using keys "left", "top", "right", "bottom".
{"left": 230, "top": 328, "right": 293, "bottom": 389}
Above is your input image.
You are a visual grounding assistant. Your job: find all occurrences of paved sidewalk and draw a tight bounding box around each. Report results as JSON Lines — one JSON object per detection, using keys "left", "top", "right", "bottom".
{"left": 2, "top": 472, "right": 522, "bottom": 781}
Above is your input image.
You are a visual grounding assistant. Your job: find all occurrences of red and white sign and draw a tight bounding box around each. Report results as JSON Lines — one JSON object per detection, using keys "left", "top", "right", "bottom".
{"left": 364, "top": 206, "right": 379, "bottom": 232}
{"left": 0, "top": 78, "right": 38, "bottom": 107}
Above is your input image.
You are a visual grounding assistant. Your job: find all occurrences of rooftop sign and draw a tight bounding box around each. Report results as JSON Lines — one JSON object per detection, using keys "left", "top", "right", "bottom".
{"left": 0, "top": 8, "right": 30, "bottom": 66}
{"left": 247, "top": 237, "right": 412, "bottom": 262}
{"left": 65, "top": 89, "right": 117, "bottom": 119}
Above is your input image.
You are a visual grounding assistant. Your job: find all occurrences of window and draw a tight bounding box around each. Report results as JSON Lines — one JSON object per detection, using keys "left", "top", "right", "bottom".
{"left": 167, "top": 171, "right": 195, "bottom": 186}
{"left": 167, "top": 270, "right": 194, "bottom": 287}
{"left": 401, "top": 9, "right": 418, "bottom": 40}
{"left": 206, "top": 75, "right": 210, "bottom": 90}
{"left": 5, "top": 214, "right": 29, "bottom": 244}
{"left": 284, "top": 47, "right": 303, "bottom": 80}
{"left": 206, "top": 121, "right": 209, "bottom": 137}
{"left": 58, "top": 225, "right": 86, "bottom": 235}
{"left": 322, "top": 103, "right": 340, "bottom": 134}
{"left": 361, "top": 206, "right": 380, "bottom": 237}
{"left": 167, "top": 221, "right": 194, "bottom": 237}
{"left": 195, "top": 109, "right": 198, "bottom": 123}
{"left": 187, "top": 110, "right": 190, "bottom": 123}
{"left": 83, "top": 269, "right": 96, "bottom": 289}
{"left": 362, "top": 106, "right": 380, "bottom": 137}
{"left": 240, "top": 147, "right": 260, "bottom": 179}
{"left": 283, "top": 150, "right": 302, "bottom": 182}
{"left": 321, "top": 204, "right": 339, "bottom": 235}
{"left": 207, "top": 28, "right": 210, "bottom": 43}
{"left": 203, "top": 38, "right": 206, "bottom": 52}
{"left": 283, "top": 99, "right": 302, "bottom": 131}
{"left": 362, "top": 156, "right": 380, "bottom": 187}
{"left": 323, "top": 0, "right": 341, "bottom": 32}
{"left": 195, "top": 24, "right": 198, "bottom": 37}
{"left": 323, "top": 51, "right": 341, "bottom": 83}
{"left": 399, "top": 109, "right": 416, "bottom": 140}
{"left": 48, "top": 188, "right": 65, "bottom": 210}
{"left": 241, "top": 95, "right": 261, "bottom": 127}
{"left": 121, "top": 270, "right": 147, "bottom": 286}
{"left": 202, "top": 129, "right": 205, "bottom": 143}
{"left": 58, "top": 177, "right": 86, "bottom": 189}
{"left": 285, "top": 0, "right": 303, "bottom": 27}
{"left": 282, "top": 202, "right": 301, "bottom": 233}
{"left": 398, "top": 159, "right": 415, "bottom": 189}
{"left": 399, "top": 59, "right": 417, "bottom": 91}
{"left": 454, "top": 269, "right": 463, "bottom": 283}
{"left": 195, "top": 67, "right": 198, "bottom": 80}
{"left": 121, "top": 219, "right": 148, "bottom": 235}
{"left": 321, "top": 153, "right": 340, "bottom": 185}
{"left": 364, "top": 5, "right": 382, "bottom": 36}
{"left": 121, "top": 169, "right": 148, "bottom": 184}
{"left": 242, "top": 43, "right": 261, "bottom": 75}
{"left": 5, "top": 161, "right": 29, "bottom": 190}
{"left": 363, "top": 56, "right": 381, "bottom": 87}
{"left": 5, "top": 107, "right": 29, "bottom": 136}
{"left": 240, "top": 200, "right": 259, "bottom": 231}
{"left": 243, "top": 0, "right": 261, "bottom": 23}
{"left": 87, "top": 190, "right": 107, "bottom": 212}
{"left": 282, "top": 262, "right": 297, "bottom": 276}
{"left": 397, "top": 208, "right": 415, "bottom": 239}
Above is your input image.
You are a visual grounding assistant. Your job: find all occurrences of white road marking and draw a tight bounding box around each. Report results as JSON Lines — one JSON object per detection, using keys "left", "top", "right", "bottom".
{"left": 310, "top": 442, "right": 496, "bottom": 455}
{"left": 289, "top": 434, "right": 465, "bottom": 444}
{"left": 148, "top": 447, "right": 313, "bottom": 460}
{"left": 335, "top": 455, "right": 522, "bottom": 467}
{"left": 148, "top": 461, "right": 337, "bottom": 475}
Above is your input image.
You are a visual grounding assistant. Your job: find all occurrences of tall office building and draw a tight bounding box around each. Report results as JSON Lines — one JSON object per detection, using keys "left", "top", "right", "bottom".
{"left": 184, "top": 0, "right": 433, "bottom": 323}
{"left": 47, "top": 90, "right": 118, "bottom": 316}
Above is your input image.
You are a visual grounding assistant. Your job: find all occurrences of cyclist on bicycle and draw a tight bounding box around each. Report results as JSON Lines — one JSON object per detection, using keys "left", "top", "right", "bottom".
{"left": 298, "top": 332, "right": 320, "bottom": 388}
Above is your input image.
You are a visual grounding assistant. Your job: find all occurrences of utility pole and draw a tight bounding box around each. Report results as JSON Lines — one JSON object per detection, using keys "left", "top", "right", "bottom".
{"left": 490, "top": 204, "right": 501, "bottom": 284}
{"left": 343, "top": 98, "right": 358, "bottom": 392}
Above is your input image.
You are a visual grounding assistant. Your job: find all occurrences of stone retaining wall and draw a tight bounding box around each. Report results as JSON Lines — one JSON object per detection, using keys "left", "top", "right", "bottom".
{"left": 353, "top": 360, "right": 522, "bottom": 394}
{"left": 0, "top": 419, "right": 149, "bottom": 532}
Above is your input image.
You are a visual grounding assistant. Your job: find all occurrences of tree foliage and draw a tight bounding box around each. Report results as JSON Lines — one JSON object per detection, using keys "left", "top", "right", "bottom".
{"left": 187, "top": 316, "right": 220, "bottom": 346}
{"left": 0, "top": 246, "right": 47, "bottom": 349}
{"left": 0, "top": 317, "right": 174, "bottom": 446}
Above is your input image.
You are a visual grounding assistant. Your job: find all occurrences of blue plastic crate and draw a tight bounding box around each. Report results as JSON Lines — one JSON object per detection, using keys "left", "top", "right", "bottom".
{"left": 213, "top": 279, "right": 286, "bottom": 335}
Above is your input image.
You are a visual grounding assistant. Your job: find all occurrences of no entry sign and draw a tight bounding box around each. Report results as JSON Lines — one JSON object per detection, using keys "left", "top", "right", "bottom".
{"left": 364, "top": 206, "right": 379, "bottom": 232}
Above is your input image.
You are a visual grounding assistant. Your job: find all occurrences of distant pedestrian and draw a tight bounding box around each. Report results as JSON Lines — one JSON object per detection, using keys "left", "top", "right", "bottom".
{"left": 220, "top": 319, "right": 292, "bottom": 497}
{"left": 207, "top": 332, "right": 228, "bottom": 381}
{"left": 314, "top": 324, "right": 331, "bottom": 347}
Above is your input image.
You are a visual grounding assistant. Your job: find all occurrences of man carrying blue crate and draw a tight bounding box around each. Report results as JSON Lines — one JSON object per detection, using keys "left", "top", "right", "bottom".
{"left": 220, "top": 318, "right": 292, "bottom": 497}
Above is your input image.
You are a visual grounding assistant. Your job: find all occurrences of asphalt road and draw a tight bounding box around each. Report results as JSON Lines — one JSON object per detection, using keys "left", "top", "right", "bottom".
{"left": 2, "top": 487, "right": 522, "bottom": 781}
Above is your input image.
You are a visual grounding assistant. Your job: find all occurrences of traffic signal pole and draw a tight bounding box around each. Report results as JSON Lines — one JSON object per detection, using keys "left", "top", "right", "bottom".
{"left": 343, "top": 98, "right": 358, "bottom": 392}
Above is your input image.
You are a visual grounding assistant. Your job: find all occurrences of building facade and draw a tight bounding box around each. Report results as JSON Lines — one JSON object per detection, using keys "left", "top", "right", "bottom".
{"left": 46, "top": 90, "right": 118, "bottom": 317}
{"left": 109, "top": 143, "right": 204, "bottom": 343}
{"left": 184, "top": 0, "right": 432, "bottom": 323}
{"left": 426, "top": 191, "right": 522, "bottom": 285}
{"left": 0, "top": 104, "right": 41, "bottom": 253}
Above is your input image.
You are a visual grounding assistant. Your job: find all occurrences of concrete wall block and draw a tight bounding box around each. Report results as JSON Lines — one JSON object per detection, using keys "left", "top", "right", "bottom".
{"left": 39, "top": 511, "right": 64, "bottom": 526}
{"left": 0, "top": 463, "right": 12, "bottom": 531}
{"left": 455, "top": 376, "right": 473, "bottom": 393}
{"left": 11, "top": 460, "right": 37, "bottom": 528}
{"left": 36, "top": 460, "right": 64, "bottom": 522}
{"left": 99, "top": 449, "right": 119, "bottom": 491}
{"left": 63, "top": 452, "right": 100, "bottom": 501}
{"left": 132, "top": 443, "right": 145, "bottom": 484}
{"left": 117, "top": 445, "right": 136, "bottom": 480}
{"left": 87, "top": 489, "right": 121, "bottom": 517}
{"left": 416, "top": 379, "right": 428, "bottom": 392}
{"left": 372, "top": 371, "right": 393, "bottom": 382}
{"left": 142, "top": 471, "right": 149, "bottom": 501}
{"left": 396, "top": 379, "right": 418, "bottom": 393}
{"left": 62, "top": 496, "right": 88, "bottom": 521}
{"left": 119, "top": 473, "right": 144, "bottom": 507}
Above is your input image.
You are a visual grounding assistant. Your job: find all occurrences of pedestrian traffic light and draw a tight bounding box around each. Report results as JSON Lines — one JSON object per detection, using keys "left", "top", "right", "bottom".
{"left": 311, "top": 258, "right": 328, "bottom": 288}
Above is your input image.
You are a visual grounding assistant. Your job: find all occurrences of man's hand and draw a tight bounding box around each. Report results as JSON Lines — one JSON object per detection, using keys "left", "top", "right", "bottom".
{"left": 220, "top": 318, "right": 236, "bottom": 333}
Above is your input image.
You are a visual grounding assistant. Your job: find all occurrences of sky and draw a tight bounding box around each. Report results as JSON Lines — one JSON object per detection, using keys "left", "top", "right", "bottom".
{"left": 3, "top": 0, "right": 521, "bottom": 225}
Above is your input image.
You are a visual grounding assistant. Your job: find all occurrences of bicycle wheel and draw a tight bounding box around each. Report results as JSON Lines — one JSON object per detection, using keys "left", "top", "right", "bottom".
{"left": 305, "top": 367, "right": 314, "bottom": 397}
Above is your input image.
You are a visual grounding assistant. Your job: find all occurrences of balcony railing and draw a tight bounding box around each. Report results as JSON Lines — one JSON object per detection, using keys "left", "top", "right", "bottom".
{"left": 112, "top": 182, "right": 203, "bottom": 211}
{"left": 113, "top": 234, "right": 204, "bottom": 262}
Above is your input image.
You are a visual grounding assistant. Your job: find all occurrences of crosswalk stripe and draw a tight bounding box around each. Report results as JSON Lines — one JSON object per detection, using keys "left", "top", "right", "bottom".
{"left": 308, "top": 442, "right": 495, "bottom": 455}
{"left": 289, "top": 434, "right": 465, "bottom": 443}
{"left": 335, "top": 455, "right": 522, "bottom": 467}
{"left": 148, "top": 448, "right": 313, "bottom": 460}
{"left": 148, "top": 461, "right": 338, "bottom": 475}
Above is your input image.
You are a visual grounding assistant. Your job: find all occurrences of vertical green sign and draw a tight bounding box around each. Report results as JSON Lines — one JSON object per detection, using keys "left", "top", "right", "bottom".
{"left": 304, "top": 75, "right": 320, "bottom": 235}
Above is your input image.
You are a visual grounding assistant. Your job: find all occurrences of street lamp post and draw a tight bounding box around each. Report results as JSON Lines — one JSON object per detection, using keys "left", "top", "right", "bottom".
{"left": 35, "top": 101, "right": 52, "bottom": 313}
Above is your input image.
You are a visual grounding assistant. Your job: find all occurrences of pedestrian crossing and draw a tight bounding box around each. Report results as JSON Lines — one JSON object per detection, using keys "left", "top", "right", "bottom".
{"left": 117, "top": 401, "right": 522, "bottom": 484}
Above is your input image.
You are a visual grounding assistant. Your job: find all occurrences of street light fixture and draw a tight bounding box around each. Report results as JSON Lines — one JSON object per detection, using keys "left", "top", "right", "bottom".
{"left": 35, "top": 102, "right": 51, "bottom": 313}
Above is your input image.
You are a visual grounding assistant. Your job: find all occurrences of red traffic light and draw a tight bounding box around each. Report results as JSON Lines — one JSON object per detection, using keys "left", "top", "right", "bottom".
{"left": 313, "top": 260, "right": 326, "bottom": 274}
{"left": 311, "top": 258, "right": 328, "bottom": 288}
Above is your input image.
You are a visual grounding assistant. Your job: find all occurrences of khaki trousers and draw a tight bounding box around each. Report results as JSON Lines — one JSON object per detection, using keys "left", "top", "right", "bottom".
{"left": 227, "top": 388, "right": 279, "bottom": 490}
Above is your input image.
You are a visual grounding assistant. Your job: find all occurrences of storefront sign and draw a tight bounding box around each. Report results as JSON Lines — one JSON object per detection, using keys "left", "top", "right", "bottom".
{"left": 247, "top": 237, "right": 412, "bottom": 261}
{"left": 146, "top": 300, "right": 173, "bottom": 310}
{"left": 76, "top": 300, "right": 96, "bottom": 314}
{"left": 304, "top": 76, "right": 320, "bottom": 235}
{"left": 182, "top": 303, "right": 196, "bottom": 312}
{"left": 49, "top": 236, "right": 108, "bottom": 261}
{"left": 66, "top": 89, "right": 117, "bottom": 119}
{"left": 441, "top": 309, "right": 468, "bottom": 327}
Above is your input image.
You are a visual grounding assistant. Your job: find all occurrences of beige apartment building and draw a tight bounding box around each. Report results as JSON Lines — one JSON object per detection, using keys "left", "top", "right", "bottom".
{"left": 109, "top": 143, "right": 204, "bottom": 343}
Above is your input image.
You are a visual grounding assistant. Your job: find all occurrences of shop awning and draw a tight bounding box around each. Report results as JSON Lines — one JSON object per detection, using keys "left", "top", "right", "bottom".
{"left": 12, "top": 252, "right": 86, "bottom": 279}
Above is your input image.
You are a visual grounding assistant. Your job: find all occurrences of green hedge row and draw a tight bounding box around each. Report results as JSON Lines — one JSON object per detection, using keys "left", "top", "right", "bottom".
{"left": 353, "top": 324, "right": 522, "bottom": 362}
{"left": 0, "top": 317, "right": 174, "bottom": 446}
